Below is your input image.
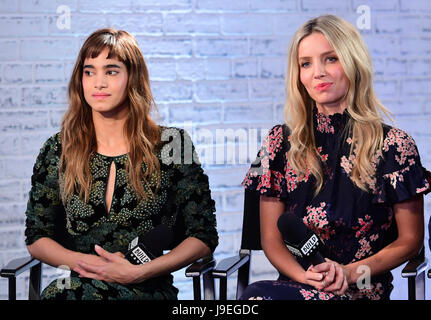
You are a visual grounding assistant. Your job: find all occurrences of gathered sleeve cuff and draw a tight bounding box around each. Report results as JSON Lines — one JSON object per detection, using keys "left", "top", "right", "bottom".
{"left": 373, "top": 128, "right": 431, "bottom": 204}
{"left": 242, "top": 124, "right": 289, "bottom": 200}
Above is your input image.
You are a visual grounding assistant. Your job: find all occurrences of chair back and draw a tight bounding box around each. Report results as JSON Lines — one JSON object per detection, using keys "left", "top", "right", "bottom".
{"left": 240, "top": 189, "right": 262, "bottom": 251}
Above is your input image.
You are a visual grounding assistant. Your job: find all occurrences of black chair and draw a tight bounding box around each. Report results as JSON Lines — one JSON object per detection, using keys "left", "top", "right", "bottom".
{"left": 1, "top": 207, "right": 216, "bottom": 300}
{"left": 212, "top": 188, "right": 428, "bottom": 300}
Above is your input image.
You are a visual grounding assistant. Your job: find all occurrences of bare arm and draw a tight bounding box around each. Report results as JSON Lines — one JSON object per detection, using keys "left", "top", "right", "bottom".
{"left": 73, "top": 236, "right": 211, "bottom": 284}
{"left": 27, "top": 237, "right": 116, "bottom": 271}
{"left": 260, "top": 195, "right": 324, "bottom": 286}
{"left": 311, "top": 195, "right": 424, "bottom": 294}
{"left": 133, "top": 237, "right": 211, "bottom": 282}
{"left": 343, "top": 195, "right": 424, "bottom": 284}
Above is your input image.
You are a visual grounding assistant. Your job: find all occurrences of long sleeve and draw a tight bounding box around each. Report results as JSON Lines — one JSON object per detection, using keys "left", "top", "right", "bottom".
{"left": 25, "top": 133, "right": 63, "bottom": 245}
{"left": 165, "top": 128, "right": 218, "bottom": 253}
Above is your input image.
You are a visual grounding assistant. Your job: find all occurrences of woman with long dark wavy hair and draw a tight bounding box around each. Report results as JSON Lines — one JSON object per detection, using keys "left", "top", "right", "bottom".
{"left": 24, "top": 28, "right": 218, "bottom": 300}
{"left": 241, "top": 15, "right": 430, "bottom": 300}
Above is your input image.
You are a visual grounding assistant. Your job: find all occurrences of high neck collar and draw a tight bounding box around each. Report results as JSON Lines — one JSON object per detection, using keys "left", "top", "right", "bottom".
{"left": 313, "top": 106, "right": 350, "bottom": 135}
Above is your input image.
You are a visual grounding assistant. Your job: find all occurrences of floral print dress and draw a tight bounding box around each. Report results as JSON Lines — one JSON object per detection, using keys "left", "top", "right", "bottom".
{"left": 241, "top": 109, "right": 430, "bottom": 300}
{"left": 25, "top": 127, "right": 218, "bottom": 300}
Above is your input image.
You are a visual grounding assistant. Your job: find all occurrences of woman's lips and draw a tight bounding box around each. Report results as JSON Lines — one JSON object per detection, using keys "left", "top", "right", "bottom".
{"left": 315, "top": 83, "right": 332, "bottom": 91}
{"left": 92, "top": 93, "right": 111, "bottom": 100}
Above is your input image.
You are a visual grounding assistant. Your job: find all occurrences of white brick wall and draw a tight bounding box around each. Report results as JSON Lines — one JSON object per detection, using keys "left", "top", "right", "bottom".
{"left": 0, "top": 0, "right": 430, "bottom": 300}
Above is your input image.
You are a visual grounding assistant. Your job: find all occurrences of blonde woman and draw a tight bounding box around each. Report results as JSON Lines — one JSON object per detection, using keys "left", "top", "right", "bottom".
{"left": 241, "top": 15, "right": 430, "bottom": 300}
{"left": 25, "top": 29, "right": 218, "bottom": 300}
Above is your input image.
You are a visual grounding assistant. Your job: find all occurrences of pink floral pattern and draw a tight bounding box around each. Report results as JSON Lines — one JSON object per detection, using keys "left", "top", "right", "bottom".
{"left": 300, "top": 288, "right": 335, "bottom": 300}
{"left": 316, "top": 112, "right": 335, "bottom": 134}
{"left": 241, "top": 110, "right": 430, "bottom": 301}
{"left": 303, "top": 202, "right": 335, "bottom": 241}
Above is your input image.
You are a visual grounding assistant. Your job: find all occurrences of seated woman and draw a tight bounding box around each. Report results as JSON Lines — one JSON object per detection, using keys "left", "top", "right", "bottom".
{"left": 241, "top": 15, "right": 430, "bottom": 300}
{"left": 25, "top": 28, "right": 218, "bottom": 300}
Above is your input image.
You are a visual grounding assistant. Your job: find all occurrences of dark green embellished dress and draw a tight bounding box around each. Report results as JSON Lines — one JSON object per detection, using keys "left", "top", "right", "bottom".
{"left": 24, "top": 127, "right": 218, "bottom": 300}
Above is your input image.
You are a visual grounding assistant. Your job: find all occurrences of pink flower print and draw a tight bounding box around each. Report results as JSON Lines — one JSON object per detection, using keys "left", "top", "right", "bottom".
{"left": 383, "top": 166, "right": 410, "bottom": 189}
{"left": 354, "top": 215, "right": 373, "bottom": 238}
{"left": 316, "top": 146, "right": 329, "bottom": 162}
{"left": 304, "top": 203, "right": 334, "bottom": 240}
{"left": 355, "top": 238, "right": 372, "bottom": 259}
{"left": 263, "top": 125, "right": 283, "bottom": 161}
{"left": 417, "top": 185, "right": 430, "bottom": 194}
{"left": 340, "top": 155, "right": 354, "bottom": 174}
{"left": 284, "top": 160, "right": 310, "bottom": 193}
{"left": 370, "top": 234, "right": 379, "bottom": 241}
{"left": 316, "top": 113, "right": 335, "bottom": 134}
{"left": 300, "top": 289, "right": 315, "bottom": 300}
{"left": 318, "top": 291, "right": 335, "bottom": 300}
{"left": 383, "top": 128, "right": 418, "bottom": 166}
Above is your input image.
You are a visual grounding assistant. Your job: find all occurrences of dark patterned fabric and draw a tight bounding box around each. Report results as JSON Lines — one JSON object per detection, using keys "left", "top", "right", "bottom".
{"left": 241, "top": 108, "right": 430, "bottom": 300}
{"left": 25, "top": 127, "right": 218, "bottom": 300}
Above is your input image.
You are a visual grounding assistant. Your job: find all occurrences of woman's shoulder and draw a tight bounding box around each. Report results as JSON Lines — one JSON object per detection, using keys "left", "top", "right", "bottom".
{"left": 158, "top": 125, "right": 190, "bottom": 141}
{"left": 381, "top": 123, "right": 418, "bottom": 158}
{"left": 37, "top": 132, "right": 62, "bottom": 159}
{"left": 261, "top": 123, "right": 291, "bottom": 156}
{"left": 32, "top": 132, "right": 62, "bottom": 184}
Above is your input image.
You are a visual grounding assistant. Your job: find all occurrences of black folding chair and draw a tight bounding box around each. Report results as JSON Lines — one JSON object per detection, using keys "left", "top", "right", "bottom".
{"left": 212, "top": 188, "right": 428, "bottom": 300}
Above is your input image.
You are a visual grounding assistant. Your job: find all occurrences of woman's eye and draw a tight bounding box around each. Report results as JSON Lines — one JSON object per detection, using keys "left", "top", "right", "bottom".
{"left": 84, "top": 70, "right": 93, "bottom": 76}
{"left": 107, "top": 70, "right": 118, "bottom": 75}
{"left": 301, "top": 62, "right": 310, "bottom": 68}
{"left": 327, "top": 56, "right": 338, "bottom": 62}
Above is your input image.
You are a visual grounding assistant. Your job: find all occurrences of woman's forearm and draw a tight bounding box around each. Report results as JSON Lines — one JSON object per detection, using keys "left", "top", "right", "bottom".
{"left": 134, "top": 237, "right": 211, "bottom": 282}
{"left": 345, "top": 236, "right": 423, "bottom": 285}
{"left": 261, "top": 234, "right": 309, "bottom": 283}
{"left": 27, "top": 237, "right": 84, "bottom": 270}
{"left": 345, "top": 196, "right": 424, "bottom": 285}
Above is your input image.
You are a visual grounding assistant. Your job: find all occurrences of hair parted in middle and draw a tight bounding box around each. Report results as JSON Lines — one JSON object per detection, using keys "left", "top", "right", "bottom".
{"left": 60, "top": 28, "right": 161, "bottom": 203}
{"left": 284, "top": 14, "right": 393, "bottom": 194}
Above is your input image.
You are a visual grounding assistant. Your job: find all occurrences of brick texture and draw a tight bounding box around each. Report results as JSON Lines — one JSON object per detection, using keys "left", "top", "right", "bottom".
{"left": 0, "top": 0, "right": 430, "bottom": 300}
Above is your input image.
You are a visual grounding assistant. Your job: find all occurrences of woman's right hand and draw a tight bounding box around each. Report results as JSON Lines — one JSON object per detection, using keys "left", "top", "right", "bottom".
{"left": 75, "top": 251, "right": 125, "bottom": 268}
{"left": 302, "top": 263, "right": 334, "bottom": 291}
{"left": 303, "top": 260, "right": 349, "bottom": 295}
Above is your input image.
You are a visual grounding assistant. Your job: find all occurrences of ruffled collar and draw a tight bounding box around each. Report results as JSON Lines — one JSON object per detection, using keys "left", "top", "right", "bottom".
{"left": 313, "top": 107, "right": 350, "bottom": 135}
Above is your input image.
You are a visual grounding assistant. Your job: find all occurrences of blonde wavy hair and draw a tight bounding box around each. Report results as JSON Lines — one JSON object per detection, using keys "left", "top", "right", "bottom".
{"left": 284, "top": 15, "right": 392, "bottom": 194}
{"left": 60, "top": 28, "right": 160, "bottom": 203}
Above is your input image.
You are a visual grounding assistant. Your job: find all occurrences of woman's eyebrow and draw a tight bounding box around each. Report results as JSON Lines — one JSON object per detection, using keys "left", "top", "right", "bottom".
{"left": 83, "top": 64, "right": 122, "bottom": 69}
{"left": 298, "top": 50, "right": 336, "bottom": 60}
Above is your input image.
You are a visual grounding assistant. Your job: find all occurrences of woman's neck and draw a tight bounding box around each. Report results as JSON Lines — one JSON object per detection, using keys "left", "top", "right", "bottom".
{"left": 92, "top": 108, "right": 129, "bottom": 156}
{"left": 316, "top": 101, "right": 347, "bottom": 116}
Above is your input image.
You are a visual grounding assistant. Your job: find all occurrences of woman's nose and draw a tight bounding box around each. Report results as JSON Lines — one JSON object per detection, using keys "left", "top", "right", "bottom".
{"left": 313, "top": 62, "right": 327, "bottom": 79}
{"left": 94, "top": 75, "right": 107, "bottom": 89}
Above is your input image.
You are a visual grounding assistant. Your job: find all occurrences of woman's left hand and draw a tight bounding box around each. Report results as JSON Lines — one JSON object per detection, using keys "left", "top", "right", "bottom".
{"left": 309, "top": 258, "right": 349, "bottom": 295}
{"left": 73, "top": 245, "right": 141, "bottom": 284}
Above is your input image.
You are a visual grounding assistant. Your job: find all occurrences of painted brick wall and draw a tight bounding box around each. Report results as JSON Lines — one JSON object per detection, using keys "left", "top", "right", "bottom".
{"left": 0, "top": 0, "right": 430, "bottom": 300}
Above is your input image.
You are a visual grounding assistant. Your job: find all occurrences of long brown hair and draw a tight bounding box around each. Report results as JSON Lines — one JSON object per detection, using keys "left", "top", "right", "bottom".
{"left": 60, "top": 28, "right": 160, "bottom": 203}
{"left": 284, "top": 15, "right": 392, "bottom": 194}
